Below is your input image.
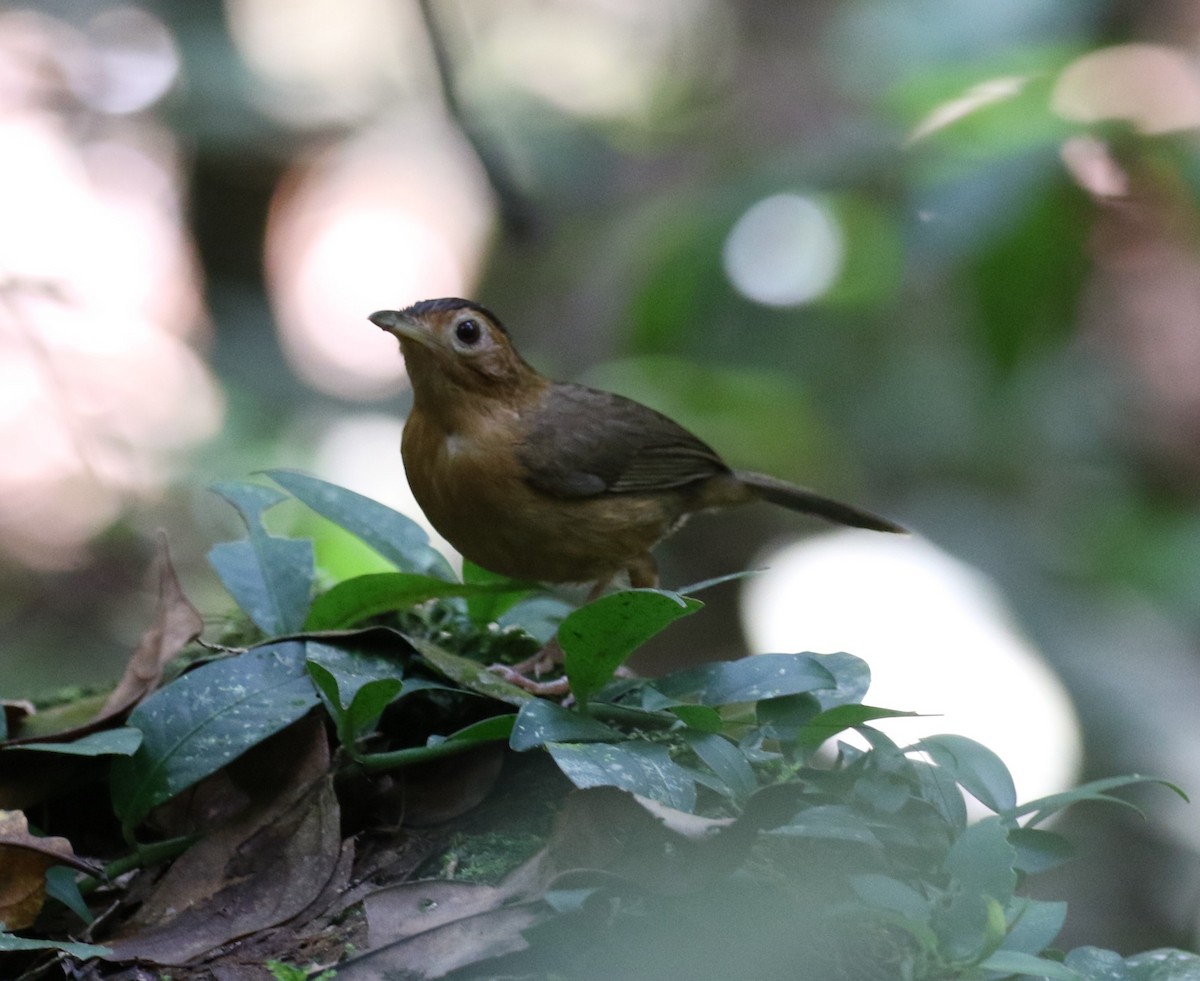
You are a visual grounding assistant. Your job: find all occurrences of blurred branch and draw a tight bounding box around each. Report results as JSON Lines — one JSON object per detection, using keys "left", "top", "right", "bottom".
{"left": 417, "top": 0, "right": 538, "bottom": 239}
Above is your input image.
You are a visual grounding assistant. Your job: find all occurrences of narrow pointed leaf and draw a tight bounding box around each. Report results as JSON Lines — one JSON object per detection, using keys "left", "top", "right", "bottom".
{"left": 267, "top": 469, "right": 454, "bottom": 579}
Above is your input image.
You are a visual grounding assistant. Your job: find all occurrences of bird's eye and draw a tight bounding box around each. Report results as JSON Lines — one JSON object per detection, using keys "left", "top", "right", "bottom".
{"left": 455, "top": 318, "right": 482, "bottom": 346}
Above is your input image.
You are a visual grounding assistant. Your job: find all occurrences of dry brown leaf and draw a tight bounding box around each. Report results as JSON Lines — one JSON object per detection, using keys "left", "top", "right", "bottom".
{"left": 104, "top": 715, "right": 349, "bottom": 966}
{"left": 339, "top": 904, "right": 550, "bottom": 980}
{"left": 98, "top": 532, "right": 204, "bottom": 720}
{"left": 0, "top": 809, "right": 97, "bottom": 930}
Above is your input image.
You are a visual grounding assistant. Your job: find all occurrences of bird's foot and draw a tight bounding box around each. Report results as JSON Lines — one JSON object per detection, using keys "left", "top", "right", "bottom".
{"left": 489, "top": 637, "right": 569, "bottom": 696}
{"left": 487, "top": 664, "right": 571, "bottom": 698}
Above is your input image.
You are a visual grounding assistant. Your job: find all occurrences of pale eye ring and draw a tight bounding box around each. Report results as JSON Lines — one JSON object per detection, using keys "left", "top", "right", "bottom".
{"left": 455, "top": 318, "right": 482, "bottom": 346}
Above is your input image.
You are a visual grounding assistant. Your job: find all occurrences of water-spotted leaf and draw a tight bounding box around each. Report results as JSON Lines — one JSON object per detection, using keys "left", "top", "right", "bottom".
{"left": 654, "top": 652, "right": 836, "bottom": 706}
{"left": 111, "top": 641, "right": 319, "bottom": 832}
{"left": 547, "top": 740, "right": 697, "bottom": 811}
{"left": 5, "top": 728, "right": 143, "bottom": 757}
{"left": 510, "top": 699, "right": 621, "bottom": 751}
{"left": 560, "top": 589, "right": 702, "bottom": 705}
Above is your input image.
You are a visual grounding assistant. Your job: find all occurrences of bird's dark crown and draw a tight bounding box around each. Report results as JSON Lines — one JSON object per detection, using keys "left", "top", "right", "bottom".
{"left": 400, "top": 297, "right": 508, "bottom": 335}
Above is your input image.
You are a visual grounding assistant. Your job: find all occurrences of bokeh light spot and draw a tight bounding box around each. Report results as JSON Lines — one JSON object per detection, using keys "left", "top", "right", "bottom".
{"left": 723, "top": 193, "right": 844, "bottom": 308}
{"left": 741, "top": 531, "right": 1083, "bottom": 811}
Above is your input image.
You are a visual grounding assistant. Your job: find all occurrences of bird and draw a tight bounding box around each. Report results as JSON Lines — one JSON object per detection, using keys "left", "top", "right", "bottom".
{"left": 370, "top": 298, "right": 904, "bottom": 690}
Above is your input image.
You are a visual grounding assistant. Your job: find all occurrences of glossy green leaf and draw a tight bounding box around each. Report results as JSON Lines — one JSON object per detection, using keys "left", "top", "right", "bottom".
{"left": 795, "top": 704, "right": 920, "bottom": 752}
{"left": 304, "top": 572, "right": 531, "bottom": 630}
{"left": 510, "top": 699, "right": 621, "bottom": 751}
{"left": 547, "top": 741, "right": 697, "bottom": 811}
{"left": 304, "top": 637, "right": 407, "bottom": 705}
{"left": 5, "top": 727, "right": 142, "bottom": 757}
{"left": 1000, "top": 898, "right": 1068, "bottom": 958}
{"left": 655, "top": 652, "right": 836, "bottom": 706}
{"left": 461, "top": 561, "right": 538, "bottom": 624}
{"left": 45, "top": 865, "right": 92, "bottom": 923}
{"left": 916, "top": 733, "right": 1017, "bottom": 813}
{"left": 684, "top": 731, "right": 757, "bottom": 799}
{"left": 1003, "top": 775, "right": 1187, "bottom": 828}
{"left": 0, "top": 933, "right": 112, "bottom": 957}
{"left": 560, "top": 589, "right": 702, "bottom": 704}
{"left": 267, "top": 469, "right": 454, "bottom": 579}
{"left": 497, "top": 595, "right": 574, "bottom": 644}
{"left": 411, "top": 637, "right": 532, "bottom": 706}
{"left": 980, "top": 950, "right": 1082, "bottom": 980}
{"left": 1125, "top": 948, "right": 1200, "bottom": 979}
{"left": 1010, "top": 828, "right": 1075, "bottom": 874}
{"left": 110, "top": 641, "right": 319, "bottom": 832}
{"left": 209, "top": 481, "right": 313, "bottom": 634}
{"left": 668, "top": 704, "right": 723, "bottom": 733}
{"left": 427, "top": 714, "right": 516, "bottom": 747}
{"left": 850, "top": 873, "right": 930, "bottom": 922}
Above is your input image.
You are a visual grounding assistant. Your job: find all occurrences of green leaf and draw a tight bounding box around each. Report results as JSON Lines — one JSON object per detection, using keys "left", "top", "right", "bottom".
{"left": 936, "top": 816, "right": 1018, "bottom": 960}
{"left": 980, "top": 950, "right": 1083, "bottom": 980}
{"left": 427, "top": 714, "right": 516, "bottom": 747}
{"left": 810, "top": 651, "right": 872, "bottom": 710}
{"left": 5, "top": 727, "right": 142, "bottom": 757}
{"left": 0, "top": 932, "right": 112, "bottom": 957}
{"left": 1001, "top": 898, "right": 1068, "bottom": 958}
{"left": 915, "top": 733, "right": 1017, "bottom": 813}
{"left": 1126, "top": 948, "right": 1200, "bottom": 979}
{"left": 510, "top": 699, "right": 621, "bottom": 751}
{"left": 209, "top": 481, "right": 313, "bottom": 634}
{"left": 1063, "top": 946, "right": 1128, "bottom": 979}
{"left": 1003, "top": 775, "right": 1187, "bottom": 828}
{"left": 1010, "top": 828, "right": 1075, "bottom": 874}
{"left": 497, "top": 595, "right": 574, "bottom": 644}
{"left": 850, "top": 873, "right": 930, "bottom": 923}
{"left": 411, "top": 637, "right": 532, "bottom": 706}
{"left": 944, "top": 816, "right": 1017, "bottom": 903}
{"left": 304, "top": 637, "right": 408, "bottom": 706}
{"left": 110, "top": 642, "right": 319, "bottom": 832}
{"left": 304, "top": 572, "right": 531, "bottom": 630}
{"left": 668, "top": 704, "right": 724, "bottom": 733}
{"left": 266, "top": 469, "right": 454, "bottom": 579}
{"left": 795, "top": 704, "right": 921, "bottom": 752}
{"left": 461, "top": 561, "right": 537, "bottom": 624}
{"left": 45, "top": 865, "right": 92, "bottom": 923}
{"left": 684, "top": 731, "right": 757, "bottom": 799}
{"left": 655, "top": 652, "right": 836, "bottom": 706}
{"left": 547, "top": 741, "right": 697, "bottom": 811}
{"left": 560, "top": 589, "right": 702, "bottom": 704}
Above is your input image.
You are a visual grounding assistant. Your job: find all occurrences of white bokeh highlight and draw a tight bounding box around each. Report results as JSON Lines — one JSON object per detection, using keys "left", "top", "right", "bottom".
{"left": 741, "top": 530, "right": 1083, "bottom": 811}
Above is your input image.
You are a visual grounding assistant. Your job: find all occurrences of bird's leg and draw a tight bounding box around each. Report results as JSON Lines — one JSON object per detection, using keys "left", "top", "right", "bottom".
{"left": 488, "top": 556, "right": 659, "bottom": 695}
{"left": 488, "top": 577, "right": 611, "bottom": 693}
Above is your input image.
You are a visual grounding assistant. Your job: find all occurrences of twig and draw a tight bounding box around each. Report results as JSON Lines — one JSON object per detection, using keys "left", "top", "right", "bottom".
{"left": 416, "top": 0, "right": 538, "bottom": 238}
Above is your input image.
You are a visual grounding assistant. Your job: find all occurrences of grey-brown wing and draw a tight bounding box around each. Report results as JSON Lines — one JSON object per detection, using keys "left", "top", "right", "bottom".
{"left": 517, "top": 384, "right": 728, "bottom": 499}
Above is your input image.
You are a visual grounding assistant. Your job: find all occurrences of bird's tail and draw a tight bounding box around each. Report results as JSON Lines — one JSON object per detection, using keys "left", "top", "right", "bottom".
{"left": 735, "top": 470, "right": 906, "bottom": 534}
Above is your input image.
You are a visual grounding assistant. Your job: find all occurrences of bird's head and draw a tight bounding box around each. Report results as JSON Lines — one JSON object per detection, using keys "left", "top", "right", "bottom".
{"left": 370, "top": 298, "right": 540, "bottom": 403}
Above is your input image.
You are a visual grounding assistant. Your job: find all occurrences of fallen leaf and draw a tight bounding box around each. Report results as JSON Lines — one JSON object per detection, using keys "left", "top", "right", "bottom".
{"left": 99, "top": 533, "right": 204, "bottom": 720}
{"left": 0, "top": 810, "right": 97, "bottom": 930}
{"left": 104, "top": 715, "right": 349, "bottom": 966}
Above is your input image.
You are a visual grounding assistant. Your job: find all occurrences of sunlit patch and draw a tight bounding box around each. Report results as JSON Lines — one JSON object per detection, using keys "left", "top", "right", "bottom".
{"left": 722, "top": 194, "right": 844, "bottom": 308}
{"left": 224, "top": 0, "right": 426, "bottom": 125}
{"left": 741, "top": 531, "right": 1083, "bottom": 811}
{"left": 265, "top": 121, "right": 495, "bottom": 401}
{"left": 66, "top": 6, "right": 180, "bottom": 115}
{"left": 1052, "top": 43, "right": 1200, "bottom": 135}
{"left": 0, "top": 12, "right": 218, "bottom": 569}
{"left": 465, "top": 0, "right": 729, "bottom": 126}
